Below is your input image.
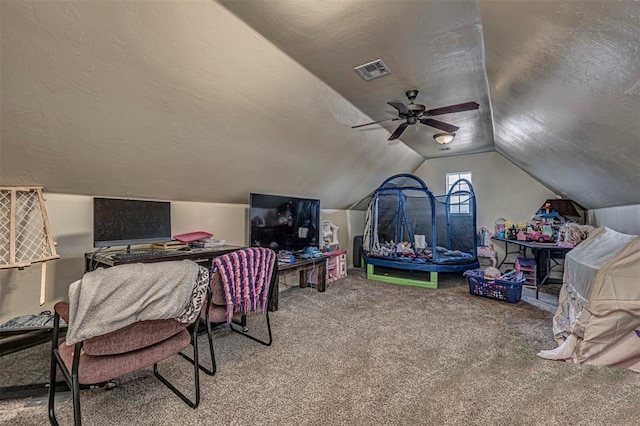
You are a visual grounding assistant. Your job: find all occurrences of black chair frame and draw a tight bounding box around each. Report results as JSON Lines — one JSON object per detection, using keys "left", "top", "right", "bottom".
{"left": 181, "top": 260, "right": 278, "bottom": 377}
{"left": 48, "top": 311, "right": 202, "bottom": 426}
{"left": 180, "top": 287, "right": 218, "bottom": 376}
{"left": 229, "top": 261, "right": 278, "bottom": 346}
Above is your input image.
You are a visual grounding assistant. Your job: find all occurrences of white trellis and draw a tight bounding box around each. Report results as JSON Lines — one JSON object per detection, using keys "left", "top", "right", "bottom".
{"left": 1, "top": 186, "right": 59, "bottom": 305}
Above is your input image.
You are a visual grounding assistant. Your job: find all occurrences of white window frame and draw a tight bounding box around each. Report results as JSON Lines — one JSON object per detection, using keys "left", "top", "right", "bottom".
{"left": 446, "top": 171, "right": 472, "bottom": 214}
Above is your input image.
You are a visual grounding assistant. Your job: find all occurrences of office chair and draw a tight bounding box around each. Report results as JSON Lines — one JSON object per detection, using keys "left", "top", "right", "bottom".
{"left": 48, "top": 265, "right": 208, "bottom": 425}
{"left": 185, "top": 247, "right": 278, "bottom": 376}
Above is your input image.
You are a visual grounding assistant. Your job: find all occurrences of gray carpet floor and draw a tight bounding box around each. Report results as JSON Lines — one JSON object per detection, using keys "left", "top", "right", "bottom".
{"left": 1, "top": 269, "right": 639, "bottom": 425}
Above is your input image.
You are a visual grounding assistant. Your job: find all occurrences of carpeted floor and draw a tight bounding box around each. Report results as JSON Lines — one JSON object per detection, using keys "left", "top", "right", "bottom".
{"left": 1, "top": 269, "right": 639, "bottom": 425}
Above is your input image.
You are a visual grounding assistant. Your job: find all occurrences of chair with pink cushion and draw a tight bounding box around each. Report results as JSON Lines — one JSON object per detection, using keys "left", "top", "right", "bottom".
{"left": 186, "top": 247, "right": 278, "bottom": 376}
{"left": 48, "top": 269, "right": 207, "bottom": 425}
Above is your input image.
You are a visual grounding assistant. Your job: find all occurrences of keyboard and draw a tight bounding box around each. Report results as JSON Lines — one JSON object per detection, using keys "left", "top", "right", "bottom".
{"left": 112, "top": 250, "right": 175, "bottom": 260}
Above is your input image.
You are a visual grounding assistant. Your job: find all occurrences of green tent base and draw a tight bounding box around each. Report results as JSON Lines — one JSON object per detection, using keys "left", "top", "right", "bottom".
{"left": 366, "top": 263, "right": 438, "bottom": 289}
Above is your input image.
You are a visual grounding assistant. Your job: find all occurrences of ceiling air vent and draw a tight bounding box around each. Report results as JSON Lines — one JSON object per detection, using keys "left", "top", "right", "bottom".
{"left": 354, "top": 59, "right": 390, "bottom": 81}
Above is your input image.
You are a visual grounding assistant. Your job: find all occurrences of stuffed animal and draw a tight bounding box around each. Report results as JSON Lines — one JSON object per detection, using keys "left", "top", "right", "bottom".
{"left": 557, "top": 223, "right": 594, "bottom": 248}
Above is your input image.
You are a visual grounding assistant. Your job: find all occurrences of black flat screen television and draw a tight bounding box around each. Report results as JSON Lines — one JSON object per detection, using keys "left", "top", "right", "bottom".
{"left": 93, "top": 198, "right": 172, "bottom": 248}
{"left": 249, "top": 193, "right": 320, "bottom": 252}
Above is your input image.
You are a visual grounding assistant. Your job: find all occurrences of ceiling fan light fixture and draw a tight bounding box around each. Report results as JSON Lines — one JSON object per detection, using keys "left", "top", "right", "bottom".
{"left": 434, "top": 132, "right": 455, "bottom": 144}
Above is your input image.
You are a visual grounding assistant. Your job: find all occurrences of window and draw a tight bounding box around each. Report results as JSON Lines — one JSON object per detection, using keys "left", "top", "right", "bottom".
{"left": 446, "top": 171, "right": 472, "bottom": 214}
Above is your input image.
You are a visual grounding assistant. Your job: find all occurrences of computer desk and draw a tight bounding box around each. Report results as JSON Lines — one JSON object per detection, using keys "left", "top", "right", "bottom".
{"left": 1, "top": 245, "right": 253, "bottom": 400}
{"left": 85, "top": 245, "right": 244, "bottom": 271}
{"left": 492, "top": 237, "right": 572, "bottom": 299}
{"left": 85, "top": 246, "right": 327, "bottom": 312}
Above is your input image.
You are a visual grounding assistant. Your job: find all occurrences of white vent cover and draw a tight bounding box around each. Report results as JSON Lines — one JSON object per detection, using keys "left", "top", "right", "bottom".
{"left": 354, "top": 59, "right": 390, "bottom": 81}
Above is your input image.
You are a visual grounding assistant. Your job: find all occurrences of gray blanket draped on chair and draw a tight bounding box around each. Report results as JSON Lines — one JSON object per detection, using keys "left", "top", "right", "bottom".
{"left": 66, "top": 260, "right": 207, "bottom": 345}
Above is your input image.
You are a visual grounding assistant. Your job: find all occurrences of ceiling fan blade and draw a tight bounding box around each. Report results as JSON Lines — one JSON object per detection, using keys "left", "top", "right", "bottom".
{"left": 351, "top": 117, "right": 402, "bottom": 129}
{"left": 419, "top": 118, "right": 459, "bottom": 133}
{"left": 387, "top": 101, "right": 410, "bottom": 115}
{"left": 426, "top": 101, "right": 479, "bottom": 116}
{"left": 388, "top": 122, "right": 409, "bottom": 140}
{"left": 351, "top": 118, "right": 394, "bottom": 129}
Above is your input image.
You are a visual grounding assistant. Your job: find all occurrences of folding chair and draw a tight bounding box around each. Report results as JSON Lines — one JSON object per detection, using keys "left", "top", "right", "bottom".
{"left": 186, "top": 247, "right": 277, "bottom": 376}
{"left": 48, "top": 265, "right": 208, "bottom": 425}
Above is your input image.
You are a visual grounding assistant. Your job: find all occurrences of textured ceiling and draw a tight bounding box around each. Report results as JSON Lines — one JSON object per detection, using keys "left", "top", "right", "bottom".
{"left": 219, "top": 0, "right": 494, "bottom": 159}
{"left": 1, "top": 1, "right": 639, "bottom": 210}
{"left": 480, "top": 0, "right": 640, "bottom": 209}
{"left": 0, "top": 0, "right": 423, "bottom": 209}
{"left": 221, "top": 0, "right": 640, "bottom": 209}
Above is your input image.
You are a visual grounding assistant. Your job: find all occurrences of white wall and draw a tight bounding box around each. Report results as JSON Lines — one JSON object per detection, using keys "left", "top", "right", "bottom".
{"left": 588, "top": 205, "right": 640, "bottom": 235}
{"left": 321, "top": 209, "right": 366, "bottom": 267}
{"left": 0, "top": 194, "right": 360, "bottom": 323}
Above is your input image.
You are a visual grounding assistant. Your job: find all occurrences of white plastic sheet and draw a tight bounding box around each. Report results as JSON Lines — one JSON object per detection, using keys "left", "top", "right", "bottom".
{"left": 539, "top": 228, "right": 640, "bottom": 371}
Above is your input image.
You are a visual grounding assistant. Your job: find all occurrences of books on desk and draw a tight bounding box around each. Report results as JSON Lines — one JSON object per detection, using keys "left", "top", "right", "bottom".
{"left": 191, "top": 238, "right": 226, "bottom": 248}
{"left": 151, "top": 241, "right": 189, "bottom": 250}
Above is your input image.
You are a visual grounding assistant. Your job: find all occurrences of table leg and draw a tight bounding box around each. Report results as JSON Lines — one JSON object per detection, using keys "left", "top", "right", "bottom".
{"left": 497, "top": 240, "right": 508, "bottom": 269}
{"left": 497, "top": 240, "right": 521, "bottom": 269}
{"left": 268, "top": 283, "right": 278, "bottom": 312}
{"left": 299, "top": 269, "right": 307, "bottom": 288}
{"left": 317, "top": 262, "right": 326, "bottom": 292}
{"left": 535, "top": 249, "right": 553, "bottom": 299}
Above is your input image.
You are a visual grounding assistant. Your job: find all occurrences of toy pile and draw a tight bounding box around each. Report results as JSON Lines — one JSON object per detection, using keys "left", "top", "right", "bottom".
{"left": 369, "top": 240, "right": 463, "bottom": 261}
{"left": 557, "top": 223, "right": 594, "bottom": 248}
{"left": 369, "top": 240, "right": 420, "bottom": 258}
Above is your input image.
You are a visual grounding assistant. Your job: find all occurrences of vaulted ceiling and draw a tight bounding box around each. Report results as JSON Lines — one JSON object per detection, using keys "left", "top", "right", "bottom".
{"left": 1, "top": 1, "right": 638, "bottom": 210}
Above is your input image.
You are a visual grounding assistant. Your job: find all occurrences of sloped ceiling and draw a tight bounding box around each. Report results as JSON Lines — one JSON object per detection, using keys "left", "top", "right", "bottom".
{"left": 0, "top": 0, "right": 423, "bottom": 210}
{"left": 1, "top": 0, "right": 639, "bottom": 210}
{"left": 219, "top": 0, "right": 494, "bottom": 159}
{"left": 480, "top": 1, "right": 640, "bottom": 209}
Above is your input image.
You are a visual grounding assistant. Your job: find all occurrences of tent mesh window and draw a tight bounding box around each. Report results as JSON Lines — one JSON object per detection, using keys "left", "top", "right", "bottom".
{"left": 436, "top": 178, "right": 476, "bottom": 258}
{"left": 363, "top": 174, "right": 477, "bottom": 269}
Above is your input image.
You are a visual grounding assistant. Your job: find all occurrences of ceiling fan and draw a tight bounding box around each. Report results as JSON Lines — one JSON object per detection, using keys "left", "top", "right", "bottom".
{"left": 352, "top": 89, "right": 479, "bottom": 142}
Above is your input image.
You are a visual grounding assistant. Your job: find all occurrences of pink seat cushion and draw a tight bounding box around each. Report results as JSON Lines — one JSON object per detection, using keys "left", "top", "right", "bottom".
{"left": 58, "top": 329, "right": 191, "bottom": 384}
{"left": 82, "top": 319, "right": 186, "bottom": 356}
{"left": 202, "top": 304, "right": 227, "bottom": 323}
{"left": 55, "top": 302, "right": 185, "bottom": 356}
{"left": 199, "top": 273, "right": 228, "bottom": 323}
{"left": 55, "top": 302, "right": 70, "bottom": 322}
{"left": 210, "top": 273, "right": 226, "bottom": 305}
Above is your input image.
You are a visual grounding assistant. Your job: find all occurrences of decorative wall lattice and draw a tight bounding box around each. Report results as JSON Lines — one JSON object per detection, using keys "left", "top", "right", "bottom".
{"left": 0, "top": 186, "right": 59, "bottom": 269}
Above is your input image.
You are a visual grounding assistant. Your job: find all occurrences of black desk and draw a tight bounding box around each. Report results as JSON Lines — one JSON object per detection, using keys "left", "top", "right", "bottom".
{"left": 85, "top": 245, "right": 244, "bottom": 271}
{"left": 83, "top": 245, "right": 308, "bottom": 313}
{"left": 492, "top": 237, "right": 572, "bottom": 298}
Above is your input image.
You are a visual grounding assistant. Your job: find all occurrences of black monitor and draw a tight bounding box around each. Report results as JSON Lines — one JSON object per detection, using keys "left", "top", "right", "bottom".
{"left": 249, "top": 193, "right": 320, "bottom": 252}
{"left": 93, "top": 198, "right": 172, "bottom": 248}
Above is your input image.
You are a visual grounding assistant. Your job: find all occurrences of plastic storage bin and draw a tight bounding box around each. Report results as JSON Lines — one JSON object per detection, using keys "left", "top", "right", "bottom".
{"left": 464, "top": 270, "right": 525, "bottom": 303}
{"left": 515, "top": 257, "right": 537, "bottom": 286}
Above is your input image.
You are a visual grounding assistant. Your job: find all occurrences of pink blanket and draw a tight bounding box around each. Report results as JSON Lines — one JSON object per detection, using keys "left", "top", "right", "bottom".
{"left": 211, "top": 248, "right": 276, "bottom": 323}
